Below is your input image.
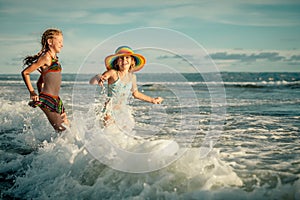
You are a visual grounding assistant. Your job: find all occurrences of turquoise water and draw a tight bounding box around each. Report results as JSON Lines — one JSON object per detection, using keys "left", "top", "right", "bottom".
{"left": 0, "top": 72, "right": 299, "bottom": 199}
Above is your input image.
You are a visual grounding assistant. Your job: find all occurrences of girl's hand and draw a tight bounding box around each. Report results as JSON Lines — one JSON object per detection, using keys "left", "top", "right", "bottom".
{"left": 98, "top": 75, "right": 108, "bottom": 86}
{"left": 61, "top": 112, "right": 69, "bottom": 126}
{"left": 30, "top": 91, "right": 39, "bottom": 101}
{"left": 152, "top": 97, "right": 163, "bottom": 104}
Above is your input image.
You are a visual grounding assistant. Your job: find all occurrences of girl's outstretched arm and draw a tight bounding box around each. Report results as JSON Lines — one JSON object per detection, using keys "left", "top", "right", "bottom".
{"left": 89, "top": 70, "right": 116, "bottom": 86}
{"left": 131, "top": 74, "right": 163, "bottom": 104}
{"left": 89, "top": 74, "right": 102, "bottom": 85}
{"left": 132, "top": 90, "right": 163, "bottom": 104}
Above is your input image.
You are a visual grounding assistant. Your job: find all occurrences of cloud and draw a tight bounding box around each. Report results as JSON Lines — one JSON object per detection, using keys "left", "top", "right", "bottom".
{"left": 2, "top": 0, "right": 299, "bottom": 27}
{"left": 1, "top": 0, "right": 300, "bottom": 73}
{"left": 157, "top": 54, "right": 193, "bottom": 60}
{"left": 204, "top": 0, "right": 300, "bottom": 27}
{"left": 156, "top": 49, "right": 300, "bottom": 64}
{"left": 288, "top": 55, "right": 300, "bottom": 61}
{"left": 209, "top": 52, "right": 286, "bottom": 62}
{"left": 208, "top": 49, "right": 300, "bottom": 71}
{"left": 0, "top": 0, "right": 190, "bottom": 26}
{"left": 155, "top": 48, "right": 300, "bottom": 72}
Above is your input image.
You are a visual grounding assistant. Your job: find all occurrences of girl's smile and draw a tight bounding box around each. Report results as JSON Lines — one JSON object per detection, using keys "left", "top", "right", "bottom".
{"left": 117, "top": 56, "right": 132, "bottom": 70}
{"left": 49, "top": 35, "right": 64, "bottom": 54}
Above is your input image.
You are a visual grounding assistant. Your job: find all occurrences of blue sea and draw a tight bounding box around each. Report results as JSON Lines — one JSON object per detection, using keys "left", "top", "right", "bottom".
{"left": 0, "top": 72, "right": 299, "bottom": 199}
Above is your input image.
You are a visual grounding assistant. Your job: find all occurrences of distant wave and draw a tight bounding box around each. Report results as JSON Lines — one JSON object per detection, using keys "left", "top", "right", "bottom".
{"left": 1, "top": 72, "right": 300, "bottom": 89}
{"left": 223, "top": 81, "right": 300, "bottom": 88}
{"left": 138, "top": 80, "right": 300, "bottom": 89}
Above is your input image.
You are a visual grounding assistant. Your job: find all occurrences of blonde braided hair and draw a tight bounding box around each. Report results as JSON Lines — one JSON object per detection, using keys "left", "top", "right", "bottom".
{"left": 23, "top": 28, "right": 62, "bottom": 66}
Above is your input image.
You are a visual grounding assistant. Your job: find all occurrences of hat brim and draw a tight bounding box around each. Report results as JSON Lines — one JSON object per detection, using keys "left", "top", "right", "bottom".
{"left": 105, "top": 53, "right": 146, "bottom": 72}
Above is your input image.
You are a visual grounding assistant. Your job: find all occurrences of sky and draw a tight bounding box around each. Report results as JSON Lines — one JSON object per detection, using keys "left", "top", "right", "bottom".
{"left": 0, "top": 0, "right": 300, "bottom": 74}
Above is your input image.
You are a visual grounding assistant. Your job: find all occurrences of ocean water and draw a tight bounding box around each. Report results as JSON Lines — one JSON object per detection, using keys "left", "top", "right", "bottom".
{"left": 0, "top": 72, "right": 299, "bottom": 199}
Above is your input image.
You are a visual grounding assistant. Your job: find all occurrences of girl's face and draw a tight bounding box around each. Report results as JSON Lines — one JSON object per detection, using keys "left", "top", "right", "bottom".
{"left": 48, "top": 34, "right": 64, "bottom": 54}
{"left": 117, "top": 56, "right": 133, "bottom": 71}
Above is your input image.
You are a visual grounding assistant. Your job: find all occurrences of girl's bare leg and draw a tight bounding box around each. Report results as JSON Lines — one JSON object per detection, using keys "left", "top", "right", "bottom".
{"left": 41, "top": 108, "right": 66, "bottom": 132}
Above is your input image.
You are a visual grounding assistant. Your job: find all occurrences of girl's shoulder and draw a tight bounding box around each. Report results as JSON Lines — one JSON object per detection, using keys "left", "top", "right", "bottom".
{"left": 106, "top": 69, "right": 119, "bottom": 82}
{"left": 108, "top": 68, "right": 117, "bottom": 73}
{"left": 129, "top": 72, "right": 136, "bottom": 79}
{"left": 106, "top": 69, "right": 118, "bottom": 77}
{"left": 36, "top": 52, "right": 52, "bottom": 68}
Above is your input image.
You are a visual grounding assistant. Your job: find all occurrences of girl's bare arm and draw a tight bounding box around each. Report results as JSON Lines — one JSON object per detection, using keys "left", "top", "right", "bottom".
{"left": 132, "top": 90, "right": 163, "bottom": 104}
{"left": 89, "top": 70, "right": 116, "bottom": 86}
{"left": 21, "top": 54, "right": 51, "bottom": 100}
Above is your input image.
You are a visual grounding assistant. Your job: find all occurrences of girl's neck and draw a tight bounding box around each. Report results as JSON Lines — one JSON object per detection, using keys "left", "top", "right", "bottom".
{"left": 48, "top": 50, "right": 57, "bottom": 59}
{"left": 118, "top": 70, "right": 129, "bottom": 78}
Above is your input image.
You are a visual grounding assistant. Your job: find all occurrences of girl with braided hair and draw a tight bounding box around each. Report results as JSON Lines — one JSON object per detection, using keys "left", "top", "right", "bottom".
{"left": 21, "top": 28, "right": 69, "bottom": 132}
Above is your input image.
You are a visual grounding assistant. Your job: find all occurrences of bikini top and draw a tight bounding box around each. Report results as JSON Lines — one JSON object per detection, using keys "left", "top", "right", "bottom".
{"left": 42, "top": 54, "right": 62, "bottom": 75}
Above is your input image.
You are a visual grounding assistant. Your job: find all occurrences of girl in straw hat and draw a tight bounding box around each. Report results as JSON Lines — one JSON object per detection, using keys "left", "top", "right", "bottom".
{"left": 90, "top": 46, "right": 163, "bottom": 125}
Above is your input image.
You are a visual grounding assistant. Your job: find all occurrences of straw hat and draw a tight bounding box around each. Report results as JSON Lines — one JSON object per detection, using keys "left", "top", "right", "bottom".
{"left": 104, "top": 46, "right": 146, "bottom": 72}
